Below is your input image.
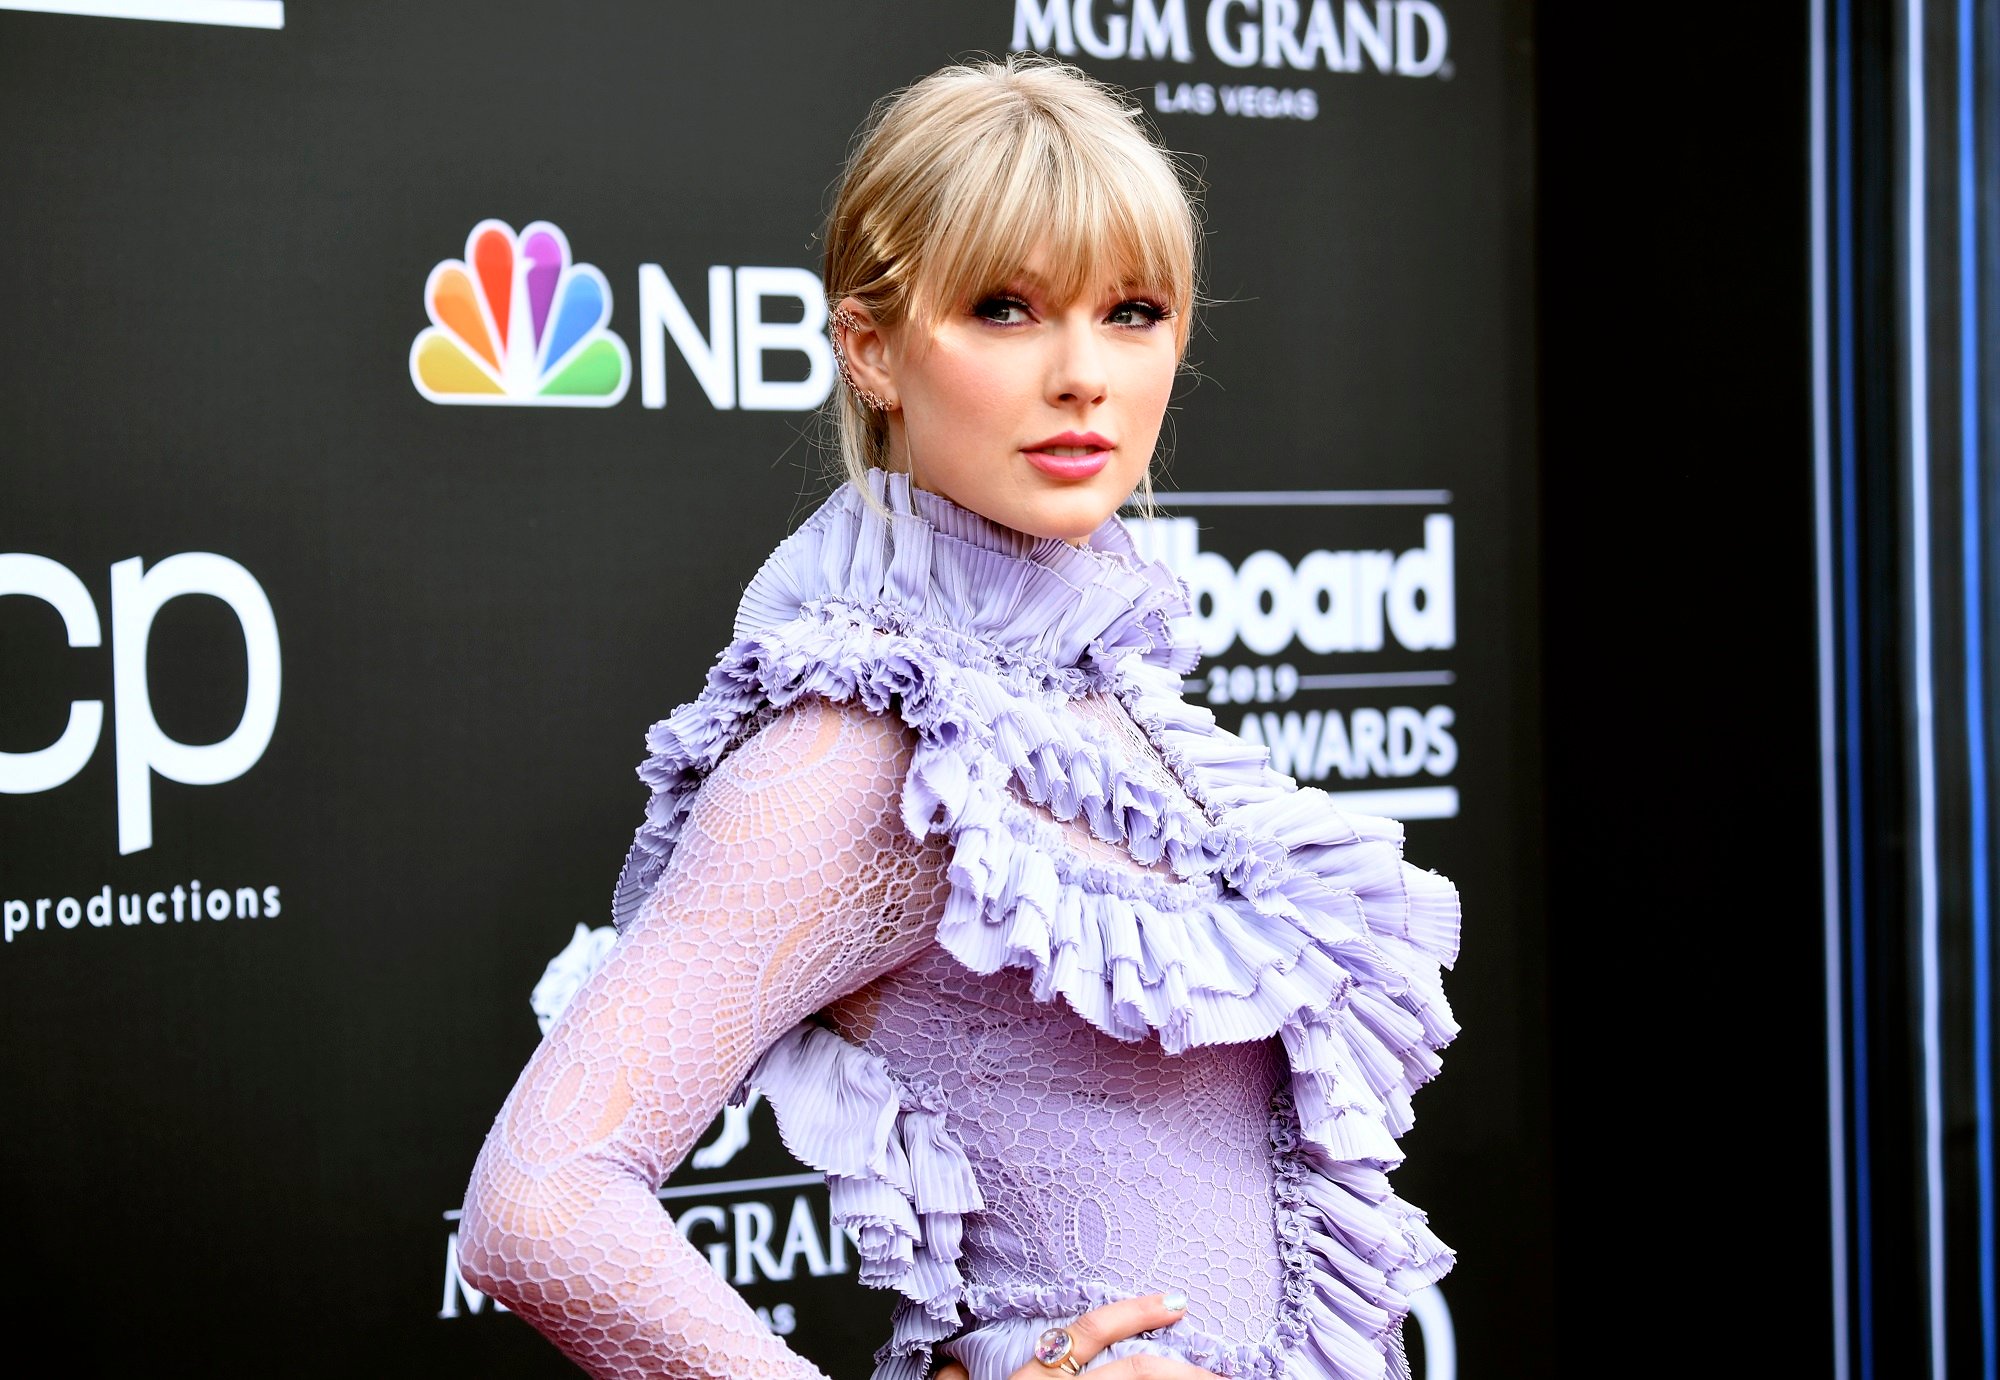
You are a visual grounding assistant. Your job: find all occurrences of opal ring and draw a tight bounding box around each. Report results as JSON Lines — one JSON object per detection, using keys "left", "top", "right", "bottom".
{"left": 1033, "top": 1326, "right": 1085, "bottom": 1375}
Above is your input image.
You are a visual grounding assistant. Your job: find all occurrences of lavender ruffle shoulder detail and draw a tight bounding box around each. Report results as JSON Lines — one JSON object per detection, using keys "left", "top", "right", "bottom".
{"left": 612, "top": 471, "right": 1461, "bottom": 1380}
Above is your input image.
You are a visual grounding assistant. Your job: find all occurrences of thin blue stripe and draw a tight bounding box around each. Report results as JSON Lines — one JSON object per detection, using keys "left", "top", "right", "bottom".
{"left": 1812, "top": 2, "right": 1854, "bottom": 1373}
{"left": 1961, "top": 0, "right": 1997, "bottom": 1373}
{"left": 1907, "top": 1, "right": 1946, "bottom": 1366}
{"left": 1836, "top": 0, "right": 1874, "bottom": 1369}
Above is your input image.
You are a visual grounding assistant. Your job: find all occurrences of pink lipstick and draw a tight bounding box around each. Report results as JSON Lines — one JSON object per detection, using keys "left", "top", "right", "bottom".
{"left": 1022, "top": 430, "right": 1113, "bottom": 481}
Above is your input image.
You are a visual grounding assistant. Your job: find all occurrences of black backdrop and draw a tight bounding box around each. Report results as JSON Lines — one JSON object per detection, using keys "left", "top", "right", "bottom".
{"left": 1538, "top": 0, "right": 1834, "bottom": 1373}
{"left": 0, "top": 3, "right": 1548, "bottom": 1375}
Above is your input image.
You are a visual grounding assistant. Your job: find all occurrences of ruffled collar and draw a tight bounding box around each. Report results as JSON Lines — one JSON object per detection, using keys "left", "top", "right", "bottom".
{"left": 732, "top": 468, "right": 1199, "bottom": 680}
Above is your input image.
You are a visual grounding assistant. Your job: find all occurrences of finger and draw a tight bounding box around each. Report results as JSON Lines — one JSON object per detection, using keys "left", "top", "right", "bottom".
{"left": 935, "top": 1367, "right": 969, "bottom": 1380}
{"left": 1062, "top": 1291, "right": 1192, "bottom": 1361}
{"left": 1078, "top": 1357, "right": 1224, "bottom": 1380}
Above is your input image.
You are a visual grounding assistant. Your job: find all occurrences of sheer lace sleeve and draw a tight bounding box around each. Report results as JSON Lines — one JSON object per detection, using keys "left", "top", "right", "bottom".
{"left": 457, "top": 697, "right": 948, "bottom": 1379}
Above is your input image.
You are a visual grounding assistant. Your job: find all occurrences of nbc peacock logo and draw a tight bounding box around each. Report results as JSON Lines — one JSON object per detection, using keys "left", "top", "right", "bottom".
{"left": 409, "top": 219, "right": 631, "bottom": 406}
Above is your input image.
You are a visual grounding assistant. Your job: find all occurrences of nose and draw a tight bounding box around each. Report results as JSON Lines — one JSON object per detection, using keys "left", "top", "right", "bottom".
{"left": 1046, "top": 313, "right": 1108, "bottom": 409}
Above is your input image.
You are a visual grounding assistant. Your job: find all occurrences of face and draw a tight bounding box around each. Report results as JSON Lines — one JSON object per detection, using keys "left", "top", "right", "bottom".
{"left": 839, "top": 244, "right": 1180, "bottom": 543}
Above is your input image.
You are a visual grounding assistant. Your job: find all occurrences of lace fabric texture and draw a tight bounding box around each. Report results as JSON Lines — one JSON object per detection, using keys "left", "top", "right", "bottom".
{"left": 461, "top": 471, "right": 1461, "bottom": 1380}
{"left": 816, "top": 689, "right": 1300, "bottom": 1368}
{"left": 459, "top": 701, "right": 949, "bottom": 1379}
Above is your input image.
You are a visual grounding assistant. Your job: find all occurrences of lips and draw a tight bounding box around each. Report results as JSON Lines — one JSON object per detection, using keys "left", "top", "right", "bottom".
{"left": 1022, "top": 431, "right": 1113, "bottom": 481}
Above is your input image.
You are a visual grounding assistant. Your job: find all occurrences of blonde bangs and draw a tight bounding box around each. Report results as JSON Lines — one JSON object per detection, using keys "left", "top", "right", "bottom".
{"left": 901, "top": 106, "right": 1198, "bottom": 347}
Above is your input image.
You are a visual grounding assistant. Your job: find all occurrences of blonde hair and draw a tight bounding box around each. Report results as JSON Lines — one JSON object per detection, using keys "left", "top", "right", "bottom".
{"left": 821, "top": 53, "right": 1203, "bottom": 508}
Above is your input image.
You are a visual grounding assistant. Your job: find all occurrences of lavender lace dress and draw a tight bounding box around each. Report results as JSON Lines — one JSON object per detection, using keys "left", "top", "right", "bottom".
{"left": 458, "top": 472, "right": 1461, "bottom": 1380}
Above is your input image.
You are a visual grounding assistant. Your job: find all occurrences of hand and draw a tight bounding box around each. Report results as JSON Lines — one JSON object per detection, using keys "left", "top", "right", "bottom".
{"left": 932, "top": 1292, "right": 1222, "bottom": 1379}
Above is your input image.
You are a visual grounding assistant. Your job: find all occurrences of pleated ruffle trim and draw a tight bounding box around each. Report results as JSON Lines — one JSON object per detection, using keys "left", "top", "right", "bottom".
{"left": 734, "top": 1024, "right": 981, "bottom": 1380}
{"left": 614, "top": 471, "right": 1461, "bottom": 1380}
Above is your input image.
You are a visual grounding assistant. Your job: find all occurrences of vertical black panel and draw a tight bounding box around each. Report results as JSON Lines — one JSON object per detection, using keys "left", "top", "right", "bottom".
{"left": 1539, "top": 0, "right": 1832, "bottom": 1373}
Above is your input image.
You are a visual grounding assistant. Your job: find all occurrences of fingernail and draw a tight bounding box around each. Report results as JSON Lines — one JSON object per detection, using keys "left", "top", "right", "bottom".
{"left": 1161, "top": 1290, "right": 1188, "bottom": 1311}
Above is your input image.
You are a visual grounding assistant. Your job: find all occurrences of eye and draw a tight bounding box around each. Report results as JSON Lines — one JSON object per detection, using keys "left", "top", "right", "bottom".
{"left": 1108, "top": 298, "right": 1173, "bottom": 329}
{"left": 972, "top": 294, "right": 1033, "bottom": 326}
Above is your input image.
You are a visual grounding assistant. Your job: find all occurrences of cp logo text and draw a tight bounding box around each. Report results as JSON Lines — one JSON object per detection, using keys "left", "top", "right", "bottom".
{"left": 0, "top": 553, "right": 282, "bottom": 855}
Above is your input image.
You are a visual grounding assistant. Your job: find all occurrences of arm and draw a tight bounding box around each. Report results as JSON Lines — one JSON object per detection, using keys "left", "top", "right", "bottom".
{"left": 458, "top": 697, "right": 946, "bottom": 1379}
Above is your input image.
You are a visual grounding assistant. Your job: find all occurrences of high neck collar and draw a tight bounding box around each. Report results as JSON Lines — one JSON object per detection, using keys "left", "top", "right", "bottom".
{"left": 734, "top": 469, "right": 1198, "bottom": 677}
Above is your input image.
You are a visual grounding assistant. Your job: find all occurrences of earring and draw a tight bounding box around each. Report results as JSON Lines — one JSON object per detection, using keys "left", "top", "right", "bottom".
{"left": 830, "top": 304, "right": 896, "bottom": 411}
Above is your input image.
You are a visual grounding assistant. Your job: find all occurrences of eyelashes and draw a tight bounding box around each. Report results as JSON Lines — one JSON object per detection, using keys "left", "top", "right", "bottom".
{"left": 1112, "top": 297, "right": 1175, "bottom": 327}
{"left": 972, "top": 293, "right": 1176, "bottom": 330}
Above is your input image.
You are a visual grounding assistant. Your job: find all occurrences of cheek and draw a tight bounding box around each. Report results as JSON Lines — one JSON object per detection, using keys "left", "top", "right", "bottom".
{"left": 1121, "top": 351, "right": 1178, "bottom": 427}
{"left": 909, "top": 337, "right": 1026, "bottom": 424}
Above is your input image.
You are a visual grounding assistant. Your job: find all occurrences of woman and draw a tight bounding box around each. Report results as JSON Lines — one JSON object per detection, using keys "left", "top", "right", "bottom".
{"left": 459, "top": 54, "right": 1459, "bottom": 1380}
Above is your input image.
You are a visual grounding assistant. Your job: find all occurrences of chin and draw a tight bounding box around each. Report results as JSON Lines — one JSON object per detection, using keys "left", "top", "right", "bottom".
{"left": 1009, "top": 469, "right": 1146, "bottom": 542}
{"left": 1003, "top": 491, "right": 1128, "bottom": 543}
{"left": 917, "top": 465, "right": 1140, "bottom": 544}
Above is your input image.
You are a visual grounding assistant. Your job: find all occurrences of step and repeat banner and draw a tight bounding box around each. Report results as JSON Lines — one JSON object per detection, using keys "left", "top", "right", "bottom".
{"left": 0, "top": 2, "right": 1542, "bottom": 1375}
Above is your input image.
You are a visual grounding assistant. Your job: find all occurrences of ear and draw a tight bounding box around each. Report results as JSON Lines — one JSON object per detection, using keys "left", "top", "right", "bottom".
{"left": 833, "top": 296, "right": 899, "bottom": 409}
